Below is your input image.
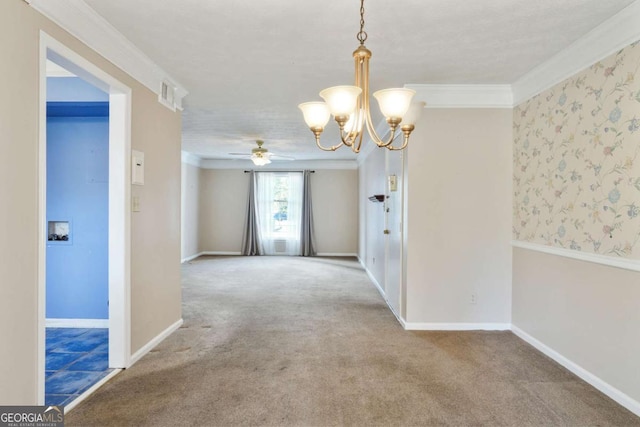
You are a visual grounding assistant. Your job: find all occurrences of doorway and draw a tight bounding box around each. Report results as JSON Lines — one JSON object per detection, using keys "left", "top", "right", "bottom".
{"left": 38, "top": 33, "right": 132, "bottom": 406}
{"left": 44, "top": 67, "right": 111, "bottom": 405}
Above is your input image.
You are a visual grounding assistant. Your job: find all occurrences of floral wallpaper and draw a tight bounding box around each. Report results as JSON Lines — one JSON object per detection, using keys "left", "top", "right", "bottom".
{"left": 513, "top": 40, "right": 640, "bottom": 259}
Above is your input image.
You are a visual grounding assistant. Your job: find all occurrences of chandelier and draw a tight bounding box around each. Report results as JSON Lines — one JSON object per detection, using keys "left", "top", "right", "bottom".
{"left": 299, "top": 0, "right": 424, "bottom": 153}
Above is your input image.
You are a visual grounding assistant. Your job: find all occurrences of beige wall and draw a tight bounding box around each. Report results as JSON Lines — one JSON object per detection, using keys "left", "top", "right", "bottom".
{"left": 198, "top": 168, "right": 358, "bottom": 254}
{"left": 129, "top": 93, "right": 182, "bottom": 353}
{"left": 512, "top": 248, "right": 640, "bottom": 404}
{"left": 181, "top": 162, "right": 201, "bottom": 260}
{"left": 199, "top": 169, "right": 249, "bottom": 253}
{"left": 311, "top": 169, "right": 358, "bottom": 255}
{"left": 0, "top": 0, "right": 182, "bottom": 403}
{"left": 405, "top": 109, "right": 513, "bottom": 324}
{"left": 511, "top": 39, "right": 640, "bottom": 408}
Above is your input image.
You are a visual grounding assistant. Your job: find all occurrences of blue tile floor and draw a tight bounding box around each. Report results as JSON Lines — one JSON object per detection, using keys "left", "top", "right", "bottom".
{"left": 45, "top": 328, "right": 112, "bottom": 406}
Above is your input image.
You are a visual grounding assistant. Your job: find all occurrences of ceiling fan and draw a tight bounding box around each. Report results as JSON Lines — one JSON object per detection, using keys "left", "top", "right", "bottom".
{"left": 229, "top": 140, "right": 294, "bottom": 166}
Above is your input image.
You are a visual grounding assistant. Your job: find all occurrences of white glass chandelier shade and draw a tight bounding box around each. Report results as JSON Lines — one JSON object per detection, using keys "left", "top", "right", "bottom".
{"left": 251, "top": 154, "right": 271, "bottom": 166}
{"left": 400, "top": 101, "right": 426, "bottom": 126}
{"left": 343, "top": 108, "right": 364, "bottom": 134}
{"left": 298, "top": 102, "right": 331, "bottom": 129}
{"left": 319, "top": 86, "right": 362, "bottom": 117}
{"left": 373, "top": 88, "right": 416, "bottom": 120}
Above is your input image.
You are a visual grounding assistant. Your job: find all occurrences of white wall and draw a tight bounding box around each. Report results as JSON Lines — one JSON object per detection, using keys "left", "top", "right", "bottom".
{"left": 359, "top": 149, "right": 386, "bottom": 287}
{"left": 181, "top": 161, "right": 200, "bottom": 260}
{"left": 405, "top": 108, "right": 513, "bottom": 325}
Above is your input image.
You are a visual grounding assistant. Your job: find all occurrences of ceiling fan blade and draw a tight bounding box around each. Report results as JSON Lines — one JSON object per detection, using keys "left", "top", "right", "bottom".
{"left": 228, "top": 153, "right": 251, "bottom": 156}
{"left": 270, "top": 155, "right": 295, "bottom": 160}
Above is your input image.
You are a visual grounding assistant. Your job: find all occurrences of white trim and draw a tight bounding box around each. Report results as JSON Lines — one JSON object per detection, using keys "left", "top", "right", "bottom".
{"left": 39, "top": 32, "right": 132, "bottom": 404}
{"left": 181, "top": 151, "right": 202, "bottom": 168}
{"left": 364, "top": 265, "right": 385, "bottom": 300}
{"left": 406, "top": 84, "right": 513, "bottom": 108}
{"left": 512, "top": 1, "right": 640, "bottom": 105}
{"left": 129, "top": 318, "right": 184, "bottom": 366}
{"left": 199, "top": 159, "right": 358, "bottom": 170}
{"left": 45, "top": 318, "right": 109, "bottom": 328}
{"left": 316, "top": 252, "right": 358, "bottom": 257}
{"left": 511, "top": 240, "right": 640, "bottom": 273}
{"left": 28, "top": 0, "right": 188, "bottom": 109}
{"left": 64, "top": 369, "right": 122, "bottom": 414}
{"left": 200, "top": 251, "right": 242, "bottom": 256}
{"left": 181, "top": 252, "right": 204, "bottom": 263}
{"left": 511, "top": 325, "right": 640, "bottom": 417}
{"left": 404, "top": 322, "right": 511, "bottom": 331}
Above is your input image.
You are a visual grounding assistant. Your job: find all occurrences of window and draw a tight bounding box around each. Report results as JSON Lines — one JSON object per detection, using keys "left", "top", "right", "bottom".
{"left": 255, "top": 172, "right": 303, "bottom": 255}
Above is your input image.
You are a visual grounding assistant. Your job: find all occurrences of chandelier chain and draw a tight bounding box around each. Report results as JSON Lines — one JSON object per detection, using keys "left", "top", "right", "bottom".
{"left": 356, "top": 0, "right": 368, "bottom": 45}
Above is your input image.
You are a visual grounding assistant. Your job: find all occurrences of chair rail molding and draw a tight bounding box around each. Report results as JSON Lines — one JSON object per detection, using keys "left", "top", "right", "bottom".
{"left": 512, "top": 240, "right": 640, "bottom": 273}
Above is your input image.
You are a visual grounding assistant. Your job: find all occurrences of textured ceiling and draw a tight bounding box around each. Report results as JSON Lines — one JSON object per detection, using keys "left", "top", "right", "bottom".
{"left": 83, "top": 0, "right": 636, "bottom": 161}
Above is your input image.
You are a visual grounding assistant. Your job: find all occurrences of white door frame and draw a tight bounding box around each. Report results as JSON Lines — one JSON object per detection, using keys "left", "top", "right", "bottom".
{"left": 37, "top": 31, "right": 132, "bottom": 404}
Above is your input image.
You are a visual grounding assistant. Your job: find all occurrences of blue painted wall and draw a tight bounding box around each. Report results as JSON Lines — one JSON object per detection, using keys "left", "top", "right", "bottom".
{"left": 46, "top": 103, "right": 109, "bottom": 319}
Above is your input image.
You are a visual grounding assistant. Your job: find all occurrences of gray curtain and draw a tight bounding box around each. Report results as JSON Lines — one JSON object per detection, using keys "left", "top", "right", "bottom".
{"left": 241, "top": 171, "right": 264, "bottom": 255}
{"left": 300, "top": 170, "right": 316, "bottom": 256}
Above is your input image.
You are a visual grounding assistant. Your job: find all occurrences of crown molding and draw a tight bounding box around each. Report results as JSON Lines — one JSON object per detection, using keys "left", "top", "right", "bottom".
{"left": 406, "top": 84, "right": 513, "bottom": 108}
{"left": 29, "top": 0, "right": 188, "bottom": 110}
{"left": 181, "top": 151, "right": 202, "bottom": 168}
{"left": 198, "top": 159, "right": 357, "bottom": 170}
{"left": 512, "top": 1, "right": 640, "bottom": 106}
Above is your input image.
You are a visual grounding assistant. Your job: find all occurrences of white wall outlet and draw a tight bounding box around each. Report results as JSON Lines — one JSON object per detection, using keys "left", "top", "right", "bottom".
{"left": 470, "top": 293, "right": 477, "bottom": 304}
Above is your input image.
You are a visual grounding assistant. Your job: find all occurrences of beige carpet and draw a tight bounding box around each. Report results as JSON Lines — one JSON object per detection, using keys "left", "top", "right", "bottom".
{"left": 67, "top": 256, "right": 639, "bottom": 426}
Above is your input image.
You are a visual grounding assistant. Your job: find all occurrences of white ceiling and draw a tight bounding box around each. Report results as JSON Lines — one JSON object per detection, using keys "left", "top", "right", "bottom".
{"left": 82, "top": 0, "right": 636, "bottom": 161}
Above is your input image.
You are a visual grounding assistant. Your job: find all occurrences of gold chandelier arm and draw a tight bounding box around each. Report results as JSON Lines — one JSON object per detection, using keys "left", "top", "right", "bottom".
{"left": 385, "top": 125, "right": 415, "bottom": 151}
{"left": 385, "top": 134, "right": 409, "bottom": 151}
{"left": 315, "top": 136, "right": 344, "bottom": 152}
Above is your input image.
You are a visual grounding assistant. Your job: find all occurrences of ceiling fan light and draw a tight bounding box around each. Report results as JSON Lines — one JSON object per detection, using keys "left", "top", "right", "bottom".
{"left": 400, "top": 101, "right": 426, "bottom": 126}
{"left": 373, "top": 88, "right": 416, "bottom": 120}
{"left": 319, "top": 85, "right": 362, "bottom": 117}
{"left": 298, "top": 102, "right": 331, "bottom": 129}
{"left": 251, "top": 154, "right": 271, "bottom": 166}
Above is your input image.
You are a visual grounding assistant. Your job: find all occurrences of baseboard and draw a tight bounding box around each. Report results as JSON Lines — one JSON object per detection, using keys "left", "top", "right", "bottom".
{"left": 316, "top": 252, "right": 358, "bottom": 257}
{"left": 404, "top": 322, "right": 511, "bottom": 331}
{"left": 129, "top": 318, "right": 183, "bottom": 366}
{"left": 45, "top": 318, "right": 108, "bottom": 328}
{"left": 200, "top": 251, "right": 242, "bottom": 256}
{"left": 181, "top": 252, "right": 203, "bottom": 263}
{"left": 511, "top": 325, "right": 640, "bottom": 417}
{"left": 361, "top": 262, "right": 385, "bottom": 298}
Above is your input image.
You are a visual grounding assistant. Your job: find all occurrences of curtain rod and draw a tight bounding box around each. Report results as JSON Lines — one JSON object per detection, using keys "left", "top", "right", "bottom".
{"left": 244, "top": 170, "right": 315, "bottom": 173}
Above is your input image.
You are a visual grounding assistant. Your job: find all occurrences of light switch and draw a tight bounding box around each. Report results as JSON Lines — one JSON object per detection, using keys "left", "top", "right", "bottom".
{"left": 132, "top": 150, "right": 145, "bottom": 185}
{"left": 388, "top": 174, "right": 397, "bottom": 192}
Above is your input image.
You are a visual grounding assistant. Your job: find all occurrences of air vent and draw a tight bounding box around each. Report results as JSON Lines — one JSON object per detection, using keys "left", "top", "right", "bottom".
{"left": 158, "top": 80, "right": 176, "bottom": 111}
